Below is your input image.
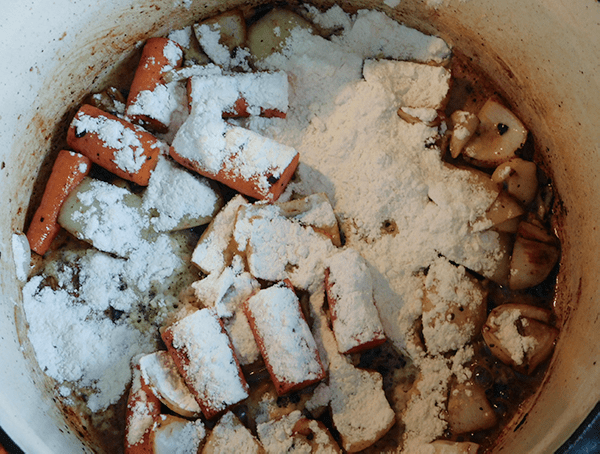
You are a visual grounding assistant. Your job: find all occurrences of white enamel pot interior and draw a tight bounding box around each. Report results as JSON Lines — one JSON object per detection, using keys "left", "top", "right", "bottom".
{"left": 1, "top": 0, "right": 599, "bottom": 452}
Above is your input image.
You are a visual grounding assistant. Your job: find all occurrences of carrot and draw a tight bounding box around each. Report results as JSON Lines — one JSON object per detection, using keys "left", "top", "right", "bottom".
{"left": 171, "top": 146, "right": 298, "bottom": 202}
{"left": 161, "top": 309, "right": 249, "bottom": 420}
{"left": 126, "top": 37, "right": 184, "bottom": 133}
{"left": 324, "top": 268, "right": 386, "bottom": 355}
{"left": 125, "top": 364, "right": 161, "bottom": 454}
{"left": 223, "top": 97, "right": 287, "bottom": 119}
{"left": 187, "top": 73, "right": 289, "bottom": 119}
{"left": 26, "top": 150, "right": 91, "bottom": 256}
{"left": 243, "top": 280, "right": 326, "bottom": 395}
{"left": 67, "top": 104, "right": 162, "bottom": 186}
{"left": 170, "top": 128, "right": 299, "bottom": 202}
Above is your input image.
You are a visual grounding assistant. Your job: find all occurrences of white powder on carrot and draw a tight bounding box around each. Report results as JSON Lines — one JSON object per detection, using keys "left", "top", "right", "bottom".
{"left": 11, "top": 232, "right": 30, "bottom": 282}
{"left": 168, "top": 308, "right": 248, "bottom": 412}
{"left": 72, "top": 114, "right": 149, "bottom": 173}
{"left": 326, "top": 248, "right": 385, "bottom": 353}
{"left": 245, "top": 282, "right": 323, "bottom": 385}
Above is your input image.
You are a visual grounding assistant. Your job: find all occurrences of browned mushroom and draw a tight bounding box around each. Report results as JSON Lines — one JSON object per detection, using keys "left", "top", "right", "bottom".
{"left": 447, "top": 380, "right": 498, "bottom": 434}
{"left": 430, "top": 440, "right": 480, "bottom": 453}
{"left": 473, "top": 191, "right": 525, "bottom": 232}
{"left": 449, "top": 110, "right": 479, "bottom": 158}
{"left": 509, "top": 220, "right": 560, "bottom": 290}
{"left": 491, "top": 158, "right": 539, "bottom": 206}
{"left": 462, "top": 99, "right": 528, "bottom": 168}
{"left": 292, "top": 417, "right": 342, "bottom": 453}
{"left": 482, "top": 303, "right": 559, "bottom": 374}
{"left": 422, "top": 259, "right": 488, "bottom": 355}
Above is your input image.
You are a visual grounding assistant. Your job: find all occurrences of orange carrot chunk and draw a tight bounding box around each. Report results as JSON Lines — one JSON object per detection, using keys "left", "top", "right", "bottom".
{"left": 161, "top": 308, "right": 249, "bottom": 420}
{"left": 125, "top": 363, "right": 162, "bottom": 454}
{"left": 324, "top": 248, "right": 386, "bottom": 355}
{"left": 171, "top": 143, "right": 298, "bottom": 202}
{"left": 125, "top": 37, "right": 184, "bottom": 133}
{"left": 26, "top": 149, "right": 91, "bottom": 256}
{"left": 173, "top": 72, "right": 295, "bottom": 201}
{"left": 186, "top": 71, "right": 289, "bottom": 119}
{"left": 67, "top": 104, "right": 162, "bottom": 186}
{"left": 223, "top": 96, "right": 287, "bottom": 119}
{"left": 243, "top": 280, "right": 326, "bottom": 395}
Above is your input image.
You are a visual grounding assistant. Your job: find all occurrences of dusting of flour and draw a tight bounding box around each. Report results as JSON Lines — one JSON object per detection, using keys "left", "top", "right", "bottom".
{"left": 22, "top": 6, "right": 505, "bottom": 450}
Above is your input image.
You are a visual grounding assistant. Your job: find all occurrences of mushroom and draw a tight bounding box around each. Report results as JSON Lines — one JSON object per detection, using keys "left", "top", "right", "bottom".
{"left": 443, "top": 162, "right": 501, "bottom": 200}
{"left": 421, "top": 258, "right": 488, "bottom": 355}
{"left": 397, "top": 106, "right": 441, "bottom": 127}
{"left": 493, "top": 216, "right": 521, "bottom": 234}
{"left": 138, "top": 351, "right": 201, "bottom": 418}
{"left": 482, "top": 303, "right": 559, "bottom": 374}
{"left": 473, "top": 191, "right": 525, "bottom": 232}
{"left": 449, "top": 110, "right": 479, "bottom": 158}
{"left": 292, "top": 417, "right": 342, "bottom": 453}
{"left": 483, "top": 231, "right": 513, "bottom": 287}
{"left": 447, "top": 380, "right": 498, "bottom": 434}
{"left": 430, "top": 440, "right": 480, "bottom": 453}
{"left": 509, "top": 220, "right": 560, "bottom": 290}
{"left": 491, "top": 158, "right": 539, "bottom": 206}
{"left": 462, "top": 99, "right": 528, "bottom": 168}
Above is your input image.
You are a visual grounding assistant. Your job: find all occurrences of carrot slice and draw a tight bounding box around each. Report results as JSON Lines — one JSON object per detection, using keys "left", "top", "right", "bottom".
{"left": 67, "top": 104, "right": 162, "bottom": 186}
{"left": 26, "top": 149, "right": 91, "bottom": 255}
{"left": 223, "top": 97, "right": 287, "bottom": 119}
{"left": 171, "top": 145, "right": 298, "bottom": 202}
{"left": 243, "top": 280, "right": 326, "bottom": 395}
{"left": 186, "top": 72, "right": 289, "bottom": 119}
{"left": 170, "top": 127, "right": 299, "bottom": 202}
{"left": 125, "top": 364, "right": 162, "bottom": 454}
{"left": 324, "top": 253, "right": 387, "bottom": 355}
{"left": 161, "top": 309, "right": 249, "bottom": 419}
{"left": 126, "top": 37, "right": 184, "bottom": 133}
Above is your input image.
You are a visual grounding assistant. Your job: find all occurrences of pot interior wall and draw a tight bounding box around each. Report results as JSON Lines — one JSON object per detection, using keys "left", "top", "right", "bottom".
{"left": 1, "top": 0, "right": 599, "bottom": 452}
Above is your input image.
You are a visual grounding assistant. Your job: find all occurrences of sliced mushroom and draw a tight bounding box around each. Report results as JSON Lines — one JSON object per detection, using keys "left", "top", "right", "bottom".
{"left": 483, "top": 231, "right": 513, "bottom": 287}
{"left": 491, "top": 158, "right": 539, "bottom": 206}
{"left": 442, "top": 162, "right": 502, "bottom": 200}
{"left": 292, "top": 418, "right": 342, "bottom": 453}
{"left": 168, "top": 26, "right": 210, "bottom": 67}
{"left": 88, "top": 87, "right": 126, "bottom": 117}
{"left": 449, "top": 110, "right": 479, "bottom": 158}
{"left": 534, "top": 183, "right": 554, "bottom": 222}
{"left": 194, "top": 9, "right": 247, "bottom": 54}
{"left": 203, "top": 411, "right": 264, "bottom": 454}
{"left": 277, "top": 193, "right": 342, "bottom": 247}
{"left": 482, "top": 304, "right": 559, "bottom": 374}
{"left": 447, "top": 380, "right": 498, "bottom": 434}
{"left": 473, "top": 191, "right": 525, "bottom": 232}
{"left": 422, "top": 258, "right": 488, "bottom": 355}
{"left": 397, "top": 106, "right": 440, "bottom": 127}
{"left": 430, "top": 440, "right": 480, "bottom": 453}
{"left": 509, "top": 220, "right": 560, "bottom": 290}
{"left": 493, "top": 216, "right": 521, "bottom": 234}
{"left": 463, "top": 99, "right": 528, "bottom": 168}
{"left": 139, "top": 351, "right": 202, "bottom": 418}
